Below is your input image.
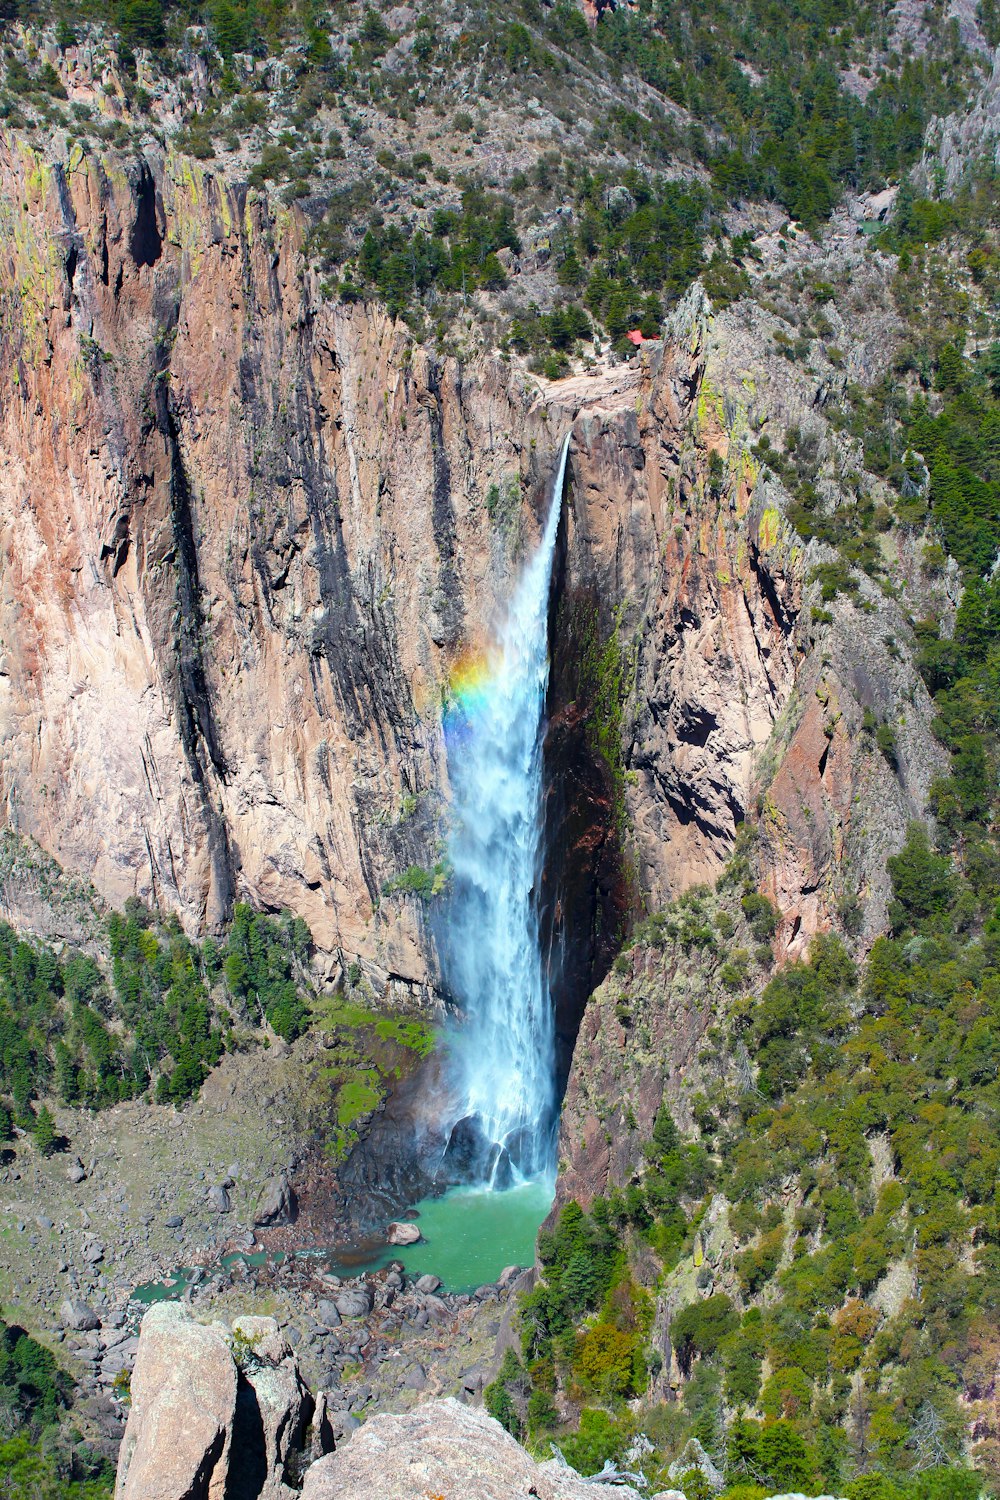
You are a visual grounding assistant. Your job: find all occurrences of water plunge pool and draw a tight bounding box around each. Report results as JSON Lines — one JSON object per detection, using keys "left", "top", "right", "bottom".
{"left": 132, "top": 1178, "right": 553, "bottom": 1305}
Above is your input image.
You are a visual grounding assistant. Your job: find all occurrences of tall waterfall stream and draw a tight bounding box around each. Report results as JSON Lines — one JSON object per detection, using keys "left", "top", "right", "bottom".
{"left": 438, "top": 435, "right": 570, "bottom": 1192}
{"left": 133, "top": 444, "right": 573, "bottom": 1304}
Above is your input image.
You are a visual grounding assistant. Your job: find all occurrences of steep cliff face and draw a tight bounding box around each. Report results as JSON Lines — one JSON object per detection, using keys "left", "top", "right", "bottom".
{"left": 0, "top": 134, "right": 556, "bottom": 998}
{"left": 0, "top": 134, "right": 940, "bottom": 1026}
{"left": 550, "top": 300, "right": 945, "bottom": 1211}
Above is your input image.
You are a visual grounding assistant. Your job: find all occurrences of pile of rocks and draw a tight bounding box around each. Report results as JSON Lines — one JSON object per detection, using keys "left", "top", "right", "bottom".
{"left": 58, "top": 1252, "right": 529, "bottom": 1465}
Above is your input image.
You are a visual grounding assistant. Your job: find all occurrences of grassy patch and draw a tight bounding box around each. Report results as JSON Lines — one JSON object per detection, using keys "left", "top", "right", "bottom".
{"left": 336, "top": 1072, "right": 383, "bottom": 1127}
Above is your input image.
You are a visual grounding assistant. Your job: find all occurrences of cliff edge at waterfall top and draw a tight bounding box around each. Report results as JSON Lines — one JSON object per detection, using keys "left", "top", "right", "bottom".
{"left": 2, "top": 2, "right": 1000, "bottom": 1498}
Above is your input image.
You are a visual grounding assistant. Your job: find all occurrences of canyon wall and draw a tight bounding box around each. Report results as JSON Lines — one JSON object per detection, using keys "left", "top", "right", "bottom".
{"left": 0, "top": 133, "right": 550, "bottom": 1001}
{"left": 0, "top": 134, "right": 941, "bottom": 1018}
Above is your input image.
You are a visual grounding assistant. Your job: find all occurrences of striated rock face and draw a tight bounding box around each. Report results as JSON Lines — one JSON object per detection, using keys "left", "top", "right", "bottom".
{"left": 114, "top": 1304, "right": 313, "bottom": 1500}
{"left": 0, "top": 132, "right": 561, "bottom": 995}
{"left": 544, "top": 300, "right": 942, "bottom": 976}
{"left": 300, "top": 1397, "right": 642, "bottom": 1500}
{"left": 0, "top": 133, "right": 940, "bottom": 1018}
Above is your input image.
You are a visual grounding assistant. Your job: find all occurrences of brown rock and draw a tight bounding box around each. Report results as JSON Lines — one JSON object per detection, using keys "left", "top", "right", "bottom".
{"left": 114, "top": 1304, "right": 237, "bottom": 1500}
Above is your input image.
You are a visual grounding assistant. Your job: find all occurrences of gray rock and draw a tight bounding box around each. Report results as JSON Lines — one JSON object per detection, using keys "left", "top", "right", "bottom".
{"left": 311, "top": 1389, "right": 336, "bottom": 1461}
{"left": 300, "top": 1399, "right": 642, "bottom": 1499}
{"left": 67, "top": 1160, "right": 86, "bottom": 1184}
{"left": 206, "top": 1184, "right": 231, "bottom": 1214}
{"left": 316, "top": 1299, "right": 342, "bottom": 1329}
{"left": 164, "top": 1215, "right": 183, "bottom": 1229}
{"left": 60, "top": 1298, "right": 100, "bottom": 1331}
{"left": 329, "top": 1410, "right": 361, "bottom": 1443}
{"left": 667, "top": 1437, "right": 724, "bottom": 1491}
{"left": 254, "top": 1172, "right": 297, "bottom": 1227}
{"left": 334, "top": 1289, "right": 372, "bottom": 1319}
{"left": 414, "top": 1273, "right": 440, "bottom": 1293}
{"left": 401, "top": 1362, "right": 426, "bottom": 1390}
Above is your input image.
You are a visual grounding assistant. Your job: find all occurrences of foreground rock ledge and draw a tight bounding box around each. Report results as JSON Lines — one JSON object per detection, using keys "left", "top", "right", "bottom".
{"left": 300, "top": 1398, "right": 642, "bottom": 1500}
{"left": 115, "top": 1303, "right": 311, "bottom": 1500}
{"left": 116, "top": 1303, "right": 644, "bottom": 1499}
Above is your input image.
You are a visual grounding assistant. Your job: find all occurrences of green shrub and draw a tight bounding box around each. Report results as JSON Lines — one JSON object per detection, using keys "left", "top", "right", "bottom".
{"left": 671, "top": 1294, "right": 739, "bottom": 1372}
{"left": 558, "top": 1408, "right": 630, "bottom": 1477}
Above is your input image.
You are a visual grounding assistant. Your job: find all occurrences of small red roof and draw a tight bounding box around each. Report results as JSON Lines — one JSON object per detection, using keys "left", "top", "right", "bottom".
{"left": 627, "top": 329, "right": 644, "bottom": 345}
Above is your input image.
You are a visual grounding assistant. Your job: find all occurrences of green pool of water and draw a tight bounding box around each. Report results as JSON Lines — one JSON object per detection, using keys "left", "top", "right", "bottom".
{"left": 391, "top": 1178, "right": 553, "bottom": 1291}
{"left": 131, "top": 1180, "right": 552, "bottom": 1304}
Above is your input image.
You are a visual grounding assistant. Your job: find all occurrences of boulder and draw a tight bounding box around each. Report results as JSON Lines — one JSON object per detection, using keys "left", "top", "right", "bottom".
{"left": 329, "top": 1410, "right": 361, "bottom": 1443}
{"left": 113, "top": 1303, "right": 318, "bottom": 1500}
{"left": 386, "top": 1220, "right": 421, "bottom": 1246}
{"left": 207, "top": 1184, "right": 231, "bottom": 1214}
{"left": 61, "top": 1299, "right": 100, "bottom": 1331}
{"left": 316, "top": 1300, "right": 341, "bottom": 1329}
{"left": 414, "top": 1273, "right": 440, "bottom": 1293}
{"left": 334, "top": 1288, "right": 372, "bottom": 1319}
{"left": 301, "top": 1398, "right": 643, "bottom": 1499}
{"left": 114, "top": 1303, "right": 237, "bottom": 1500}
{"left": 255, "top": 1173, "right": 297, "bottom": 1228}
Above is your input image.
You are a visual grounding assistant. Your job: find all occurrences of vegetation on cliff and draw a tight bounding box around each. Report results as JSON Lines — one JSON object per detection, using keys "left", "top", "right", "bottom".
{"left": 0, "top": 0, "right": 985, "bottom": 364}
{"left": 491, "top": 384, "right": 1000, "bottom": 1485}
{"left": 0, "top": 899, "right": 313, "bottom": 1126}
{"left": 485, "top": 780, "right": 1000, "bottom": 1497}
{"left": 0, "top": 1315, "right": 113, "bottom": 1498}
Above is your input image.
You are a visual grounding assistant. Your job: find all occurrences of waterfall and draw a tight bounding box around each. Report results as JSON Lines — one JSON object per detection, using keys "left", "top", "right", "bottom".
{"left": 438, "top": 436, "right": 570, "bottom": 1189}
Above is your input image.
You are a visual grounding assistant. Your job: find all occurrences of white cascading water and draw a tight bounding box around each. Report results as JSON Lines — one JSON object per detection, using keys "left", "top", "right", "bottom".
{"left": 438, "top": 435, "right": 570, "bottom": 1188}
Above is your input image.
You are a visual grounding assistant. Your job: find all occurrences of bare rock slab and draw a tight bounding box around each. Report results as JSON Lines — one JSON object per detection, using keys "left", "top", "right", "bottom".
{"left": 300, "top": 1398, "right": 643, "bottom": 1500}
{"left": 114, "top": 1303, "right": 237, "bottom": 1500}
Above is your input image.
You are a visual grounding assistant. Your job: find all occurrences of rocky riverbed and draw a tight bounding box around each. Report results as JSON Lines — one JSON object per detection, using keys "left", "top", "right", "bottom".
{"left": 0, "top": 1026, "right": 538, "bottom": 1466}
{"left": 59, "top": 1244, "right": 532, "bottom": 1464}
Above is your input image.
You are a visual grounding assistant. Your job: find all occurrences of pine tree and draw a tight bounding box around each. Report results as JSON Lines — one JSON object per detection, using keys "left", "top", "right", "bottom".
{"left": 32, "top": 1105, "right": 56, "bottom": 1157}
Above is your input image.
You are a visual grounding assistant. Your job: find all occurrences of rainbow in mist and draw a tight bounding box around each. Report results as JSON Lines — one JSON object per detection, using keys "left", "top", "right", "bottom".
{"left": 443, "top": 647, "right": 500, "bottom": 738}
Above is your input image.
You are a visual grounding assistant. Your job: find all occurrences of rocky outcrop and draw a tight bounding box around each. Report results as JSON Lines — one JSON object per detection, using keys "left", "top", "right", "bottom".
{"left": 0, "top": 132, "right": 556, "bottom": 997}
{"left": 0, "top": 134, "right": 943, "bottom": 1090}
{"left": 116, "top": 1308, "right": 641, "bottom": 1500}
{"left": 0, "top": 132, "right": 910, "bottom": 985}
{"left": 300, "top": 1397, "right": 642, "bottom": 1499}
{"left": 114, "top": 1304, "right": 312, "bottom": 1500}
{"left": 919, "top": 45, "right": 1000, "bottom": 191}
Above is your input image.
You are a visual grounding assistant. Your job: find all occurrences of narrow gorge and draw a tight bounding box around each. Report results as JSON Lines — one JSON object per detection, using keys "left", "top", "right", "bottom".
{"left": 0, "top": 10, "right": 995, "bottom": 1492}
